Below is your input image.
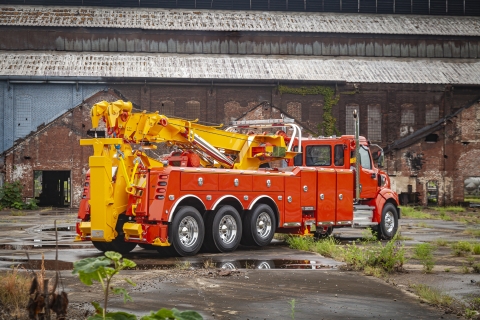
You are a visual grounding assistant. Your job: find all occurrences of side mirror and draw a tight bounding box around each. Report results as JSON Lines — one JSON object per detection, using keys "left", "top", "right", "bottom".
{"left": 377, "top": 151, "right": 384, "bottom": 168}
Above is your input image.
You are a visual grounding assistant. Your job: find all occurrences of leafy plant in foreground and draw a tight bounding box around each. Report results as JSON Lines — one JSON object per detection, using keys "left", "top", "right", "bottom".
{"left": 73, "top": 251, "right": 203, "bottom": 320}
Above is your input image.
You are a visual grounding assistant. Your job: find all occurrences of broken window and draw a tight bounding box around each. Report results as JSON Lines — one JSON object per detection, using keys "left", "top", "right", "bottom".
{"left": 345, "top": 104, "right": 358, "bottom": 135}
{"left": 400, "top": 105, "right": 415, "bottom": 137}
{"left": 464, "top": 177, "right": 480, "bottom": 204}
{"left": 401, "top": 110, "right": 415, "bottom": 124}
{"left": 367, "top": 104, "right": 381, "bottom": 141}
{"left": 185, "top": 100, "right": 201, "bottom": 120}
{"left": 159, "top": 100, "right": 175, "bottom": 117}
{"left": 426, "top": 104, "right": 439, "bottom": 124}
{"left": 426, "top": 180, "right": 438, "bottom": 206}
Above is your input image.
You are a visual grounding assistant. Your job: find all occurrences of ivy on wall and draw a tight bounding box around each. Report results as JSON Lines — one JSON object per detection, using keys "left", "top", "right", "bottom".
{"left": 278, "top": 85, "right": 345, "bottom": 136}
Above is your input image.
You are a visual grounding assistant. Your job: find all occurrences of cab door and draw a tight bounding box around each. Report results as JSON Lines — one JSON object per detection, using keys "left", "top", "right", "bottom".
{"left": 358, "top": 145, "right": 378, "bottom": 199}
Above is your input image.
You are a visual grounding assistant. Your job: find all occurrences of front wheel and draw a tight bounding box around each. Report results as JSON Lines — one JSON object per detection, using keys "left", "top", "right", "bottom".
{"left": 377, "top": 203, "right": 399, "bottom": 240}
{"left": 169, "top": 206, "right": 204, "bottom": 257}
{"left": 242, "top": 204, "right": 276, "bottom": 247}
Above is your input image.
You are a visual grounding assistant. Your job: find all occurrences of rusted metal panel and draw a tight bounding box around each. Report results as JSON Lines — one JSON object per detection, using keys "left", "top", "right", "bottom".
{"left": 451, "top": 41, "right": 461, "bottom": 58}
{"left": 304, "top": 43, "right": 313, "bottom": 55}
{"left": 366, "top": 40, "right": 376, "bottom": 56}
{"left": 400, "top": 41, "right": 409, "bottom": 57}
{"left": 356, "top": 41, "right": 365, "bottom": 56}
{"left": 426, "top": 42, "right": 435, "bottom": 58}
{"left": 83, "top": 38, "right": 92, "bottom": 51}
{"left": 271, "top": 41, "right": 279, "bottom": 54}
{"left": 444, "top": 42, "right": 452, "bottom": 58}
{"left": 461, "top": 42, "right": 469, "bottom": 58}
{"left": 108, "top": 38, "right": 117, "bottom": 52}
{"left": 2, "top": 6, "right": 479, "bottom": 36}
{"left": 229, "top": 40, "right": 237, "bottom": 54}
{"left": 435, "top": 43, "right": 444, "bottom": 58}
{"left": 391, "top": 42, "right": 400, "bottom": 57}
{"left": 99, "top": 37, "right": 109, "bottom": 52}
{"left": 469, "top": 41, "right": 478, "bottom": 58}
{"left": 220, "top": 40, "right": 228, "bottom": 53}
{"left": 338, "top": 38, "right": 348, "bottom": 56}
{"left": 348, "top": 40, "right": 356, "bottom": 56}
{"left": 313, "top": 41, "right": 321, "bottom": 55}
{"left": 322, "top": 41, "right": 331, "bottom": 56}
{"left": 382, "top": 40, "right": 392, "bottom": 56}
{"left": 211, "top": 39, "right": 220, "bottom": 53}
{"left": 167, "top": 38, "right": 176, "bottom": 52}
{"left": 148, "top": 39, "right": 159, "bottom": 52}
{"left": 418, "top": 40, "right": 426, "bottom": 57}
{"left": 194, "top": 40, "right": 202, "bottom": 53}
{"left": 374, "top": 41, "right": 382, "bottom": 56}
{"left": 409, "top": 42, "right": 418, "bottom": 57}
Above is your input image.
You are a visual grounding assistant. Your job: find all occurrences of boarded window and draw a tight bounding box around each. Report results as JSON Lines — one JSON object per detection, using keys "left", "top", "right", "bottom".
{"left": 345, "top": 104, "right": 358, "bottom": 135}
{"left": 15, "top": 95, "right": 32, "bottom": 140}
{"left": 367, "top": 104, "right": 381, "bottom": 141}
{"left": 287, "top": 102, "right": 302, "bottom": 121}
{"left": 185, "top": 100, "right": 201, "bottom": 120}
{"left": 159, "top": 100, "right": 175, "bottom": 116}
{"left": 426, "top": 104, "right": 439, "bottom": 124}
{"left": 401, "top": 109, "right": 415, "bottom": 124}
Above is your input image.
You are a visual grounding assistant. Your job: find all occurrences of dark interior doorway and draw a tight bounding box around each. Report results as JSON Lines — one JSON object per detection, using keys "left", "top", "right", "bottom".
{"left": 34, "top": 171, "right": 71, "bottom": 207}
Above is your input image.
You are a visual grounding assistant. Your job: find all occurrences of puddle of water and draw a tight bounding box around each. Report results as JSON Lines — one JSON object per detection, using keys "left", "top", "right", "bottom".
{"left": 0, "top": 258, "right": 73, "bottom": 270}
{"left": 133, "top": 259, "right": 337, "bottom": 271}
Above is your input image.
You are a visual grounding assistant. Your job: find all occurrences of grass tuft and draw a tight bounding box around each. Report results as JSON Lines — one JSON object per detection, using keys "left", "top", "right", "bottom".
{"left": 436, "top": 206, "right": 465, "bottom": 213}
{"left": 452, "top": 241, "right": 473, "bottom": 256}
{"left": 0, "top": 266, "right": 31, "bottom": 318}
{"left": 464, "top": 228, "right": 480, "bottom": 238}
{"left": 411, "top": 284, "right": 454, "bottom": 308}
{"left": 399, "top": 206, "right": 431, "bottom": 219}
{"left": 434, "top": 239, "right": 448, "bottom": 247}
{"left": 413, "top": 243, "right": 435, "bottom": 273}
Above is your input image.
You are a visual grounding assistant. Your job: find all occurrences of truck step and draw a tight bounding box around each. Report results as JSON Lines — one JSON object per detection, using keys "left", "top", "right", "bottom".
{"left": 352, "top": 205, "right": 375, "bottom": 227}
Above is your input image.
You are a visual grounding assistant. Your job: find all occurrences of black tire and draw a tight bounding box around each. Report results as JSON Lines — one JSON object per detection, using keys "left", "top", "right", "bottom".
{"left": 92, "top": 241, "right": 110, "bottom": 252}
{"left": 110, "top": 216, "right": 137, "bottom": 254}
{"left": 377, "top": 203, "right": 399, "bottom": 240}
{"left": 242, "top": 204, "right": 276, "bottom": 247}
{"left": 314, "top": 226, "right": 333, "bottom": 239}
{"left": 138, "top": 243, "right": 156, "bottom": 250}
{"left": 169, "top": 206, "right": 205, "bottom": 257}
{"left": 203, "top": 205, "right": 242, "bottom": 253}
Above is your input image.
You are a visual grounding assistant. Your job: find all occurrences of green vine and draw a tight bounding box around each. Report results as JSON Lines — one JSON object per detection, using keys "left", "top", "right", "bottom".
{"left": 278, "top": 85, "right": 342, "bottom": 136}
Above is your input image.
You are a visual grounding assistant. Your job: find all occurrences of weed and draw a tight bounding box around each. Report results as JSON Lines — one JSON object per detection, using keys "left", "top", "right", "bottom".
{"left": 395, "top": 233, "right": 413, "bottom": 241}
{"left": 289, "top": 299, "right": 296, "bottom": 320}
{"left": 273, "top": 233, "right": 288, "bottom": 241}
{"left": 437, "top": 206, "right": 466, "bottom": 213}
{"left": 465, "top": 308, "right": 477, "bottom": 319}
{"left": 444, "top": 268, "right": 450, "bottom": 272}
{"left": 399, "top": 206, "right": 431, "bottom": 219}
{"left": 203, "top": 259, "right": 215, "bottom": 269}
{"left": 434, "top": 239, "right": 448, "bottom": 247}
{"left": 0, "top": 265, "right": 31, "bottom": 318}
{"left": 10, "top": 210, "right": 26, "bottom": 216}
{"left": 452, "top": 241, "right": 473, "bottom": 256}
{"left": 411, "top": 284, "right": 454, "bottom": 308}
{"left": 461, "top": 265, "right": 470, "bottom": 274}
{"left": 175, "top": 261, "right": 192, "bottom": 270}
{"left": 312, "top": 236, "right": 340, "bottom": 258}
{"left": 473, "top": 263, "right": 480, "bottom": 274}
{"left": 468, "top": 297, "right": 480, "bottom": 310}
{"left": 363, "top": 266, "right": 385, "bottom": 278}
{"left": 464, "top": 228, "right": 480, "bottom": 237}
{"left": 439, "top": 212, "right": 453, "bottom": 221}
{"left": 472, "top": 243, "right": 480, "bottom": 255}
{"left": 361, "top": 228, "right": 377, "bottom": 242}
{"left": 0, "top": 181, "right": 38, "bottom": 210}
{"left": 413, "top": 243, "right": 435, "bottom": 273}
{"left": 286, "top": 235, "right": 314, "bottom": 251}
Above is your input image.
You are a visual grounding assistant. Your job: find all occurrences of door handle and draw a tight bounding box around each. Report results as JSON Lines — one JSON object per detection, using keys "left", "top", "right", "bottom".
{"left": 371, "top": 173, "right": 377, "bottom": 179}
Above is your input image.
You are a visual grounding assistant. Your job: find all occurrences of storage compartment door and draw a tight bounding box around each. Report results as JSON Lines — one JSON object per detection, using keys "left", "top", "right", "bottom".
{"left": 336, "top": 169, "right": 354, "bottom": 224}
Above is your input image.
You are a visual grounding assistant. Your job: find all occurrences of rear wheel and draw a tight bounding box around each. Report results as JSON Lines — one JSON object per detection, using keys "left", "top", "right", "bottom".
{"left": 92, "top": 241, "right": 111, "bottom": 252}
{"left": 203, "top": 205, "right": 242, "bottom": 253}
{"left": 242, "top": 204, "right": 276, "bottom": 247}
{"left": 377, "top": 203, "right": 399, "bottom": 240}
{"left": 169, "top": 206, "right": 204, "bottom": 256}
{"left": 110, "top": 216, "right": 137, "bottom": 254}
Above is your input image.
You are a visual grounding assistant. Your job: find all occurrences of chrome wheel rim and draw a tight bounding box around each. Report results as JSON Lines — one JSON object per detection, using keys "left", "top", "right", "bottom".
{"left": 256, "top": 212, "right": 272, "bottom": 239}
{"left": 178, "top": 216, "right": 199, "bottom": 248}
{"left": 257, "top": 261, "right": 272, "bottom": 269}
{"left": 218, "top": 215, "right": 237, "bottom": 245}
{"left": 385, "top": 211, "right": 395, "bottom": 234}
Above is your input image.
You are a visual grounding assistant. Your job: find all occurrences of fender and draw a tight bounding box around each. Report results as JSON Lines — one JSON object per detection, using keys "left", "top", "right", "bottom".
{"left": 248, "top": 195, "right": 281, "bottom": 227}
{"left": 211, "top": 195, "right": 243, "bottom": 211}
{"left": 167, "top": 194, "right": 206, "bottom": 222}
{"left": 370, "top": 189, "right": 400, "bottom": 223}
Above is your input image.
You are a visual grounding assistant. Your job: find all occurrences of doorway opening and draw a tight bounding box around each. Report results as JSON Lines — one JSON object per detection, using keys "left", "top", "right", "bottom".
{"left": 426, "top": 180, "right": 438, "bottom": 206}
{"left": 34, "top": 171, "right": 71, "bottom": 207}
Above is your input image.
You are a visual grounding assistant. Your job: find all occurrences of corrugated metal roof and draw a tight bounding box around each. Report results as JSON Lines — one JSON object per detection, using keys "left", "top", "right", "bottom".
{"left": 1, "top": 6, "right": 480, "bottom": 36}
{"left": 1, "top": 52, "right": 480, "bottom": 84}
